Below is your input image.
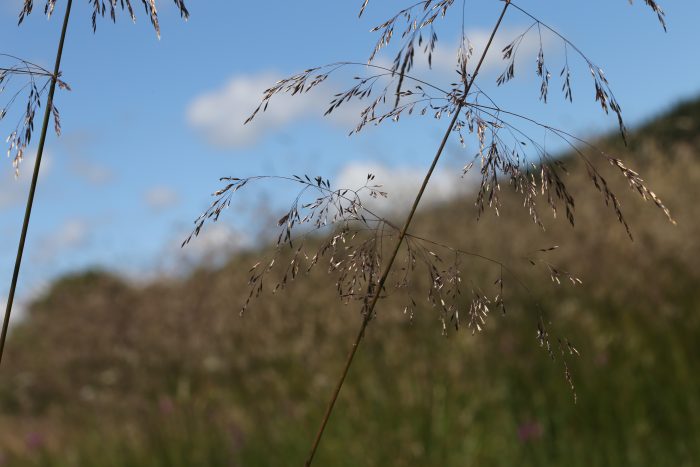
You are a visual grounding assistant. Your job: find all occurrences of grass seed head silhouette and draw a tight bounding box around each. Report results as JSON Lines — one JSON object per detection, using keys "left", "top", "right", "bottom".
{"left": 0, "top": 55, "right": 70, "bottom": 176}
{"left": 192, "top": 0, "right": 673, "bottom": 319}
{"left": 185, "top": 0, "right": 673, "bottom": 462}
{"left": 19, "top": 0, "right": 189, "bottom": 36}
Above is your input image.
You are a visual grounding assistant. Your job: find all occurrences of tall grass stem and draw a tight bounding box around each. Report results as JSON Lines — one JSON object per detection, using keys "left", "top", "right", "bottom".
{"left": 0, "top": 0, "right": 74, "bottom": 369}
{"left": 303, "top": 2, "right": 511, "bottom": 465}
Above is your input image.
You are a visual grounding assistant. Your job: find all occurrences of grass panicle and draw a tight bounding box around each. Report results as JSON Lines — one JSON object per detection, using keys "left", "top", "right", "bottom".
{"left": 189, "top": 0, "right": 673, "bottom": 463}
{"left": 19, "top": 0, "right": 189, "bottom": 37}
{"left": 1, "top": 54, "right": 69, "bottom": 176}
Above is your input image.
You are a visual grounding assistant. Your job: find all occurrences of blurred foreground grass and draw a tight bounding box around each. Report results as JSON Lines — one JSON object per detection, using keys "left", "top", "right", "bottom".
{"left": 1, "top": 99, "right": 699, "bottom": 466}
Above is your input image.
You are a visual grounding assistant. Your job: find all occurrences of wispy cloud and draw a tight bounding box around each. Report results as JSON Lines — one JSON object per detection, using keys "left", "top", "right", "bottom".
{"left": 33, "top": 218, "right": 91, "bottom": 263}
{"left": 405, "top": 25, "right": 553, "bottom": 82}
{"left": 0, "top": 150, "right": 53, "bottom": 210}
{"left": 60, "top": 131, "right": 115, "bottom": 186}
{"left": 335, "top": 160, "right": 473, "bottom": 215}
{"left": 175, "top": 223, "right": 250, "bottom": 267}
{"left": 0, "top": 280, "right": 50, "bottom": 324}
{"left": 187, "top": 25, "right": 548, "bottom": 150}
{"left": 144, "top": 185, "right": 180, "bottom": 211}
{"left": 434, "top": 26, "right": 547, "bottom": 76}
{"left": 70, "top": 159, "right": 114, "bottom": 186}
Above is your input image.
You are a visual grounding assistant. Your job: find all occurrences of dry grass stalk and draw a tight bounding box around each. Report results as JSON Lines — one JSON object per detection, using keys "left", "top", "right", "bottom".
{"left": 0, "top": 0, "right": 75, "bottom": 370}
{"left": 1, "top": 0, "right": 189, "bottom": 369}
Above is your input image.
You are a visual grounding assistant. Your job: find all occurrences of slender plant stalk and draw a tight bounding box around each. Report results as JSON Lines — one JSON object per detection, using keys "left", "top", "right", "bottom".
{"left": 304, "top": 2, "right": 511, "bottom": 465}
{"left": 0, "top": 0, "right": 74, "bottom": 369}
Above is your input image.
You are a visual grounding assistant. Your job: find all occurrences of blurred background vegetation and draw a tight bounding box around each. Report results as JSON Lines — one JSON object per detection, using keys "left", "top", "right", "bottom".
{"left": 0, "top": 97, "right": 698, "bottom": 466}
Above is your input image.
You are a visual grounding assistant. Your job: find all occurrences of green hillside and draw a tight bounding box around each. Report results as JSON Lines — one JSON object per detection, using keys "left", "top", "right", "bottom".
{"left": 0, "top": 97, "right": 699, "bottom": 466}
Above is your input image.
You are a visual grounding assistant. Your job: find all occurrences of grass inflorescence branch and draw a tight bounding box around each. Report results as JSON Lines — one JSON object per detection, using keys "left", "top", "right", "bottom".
{"left": 187, "top": 0, "right": 674, "bottom": 463}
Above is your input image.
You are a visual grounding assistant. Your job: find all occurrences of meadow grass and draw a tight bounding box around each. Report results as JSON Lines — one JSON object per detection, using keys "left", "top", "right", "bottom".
{"left": 1, "top": 96, "right": 698, "bottom": 465}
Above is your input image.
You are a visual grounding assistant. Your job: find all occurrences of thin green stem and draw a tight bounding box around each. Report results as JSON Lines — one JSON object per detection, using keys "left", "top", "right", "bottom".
{"left": 0, "top": 0, "right": 74, "bottom": 369}
{"left": 303, "top": 2, "right": 511, "bottom": 465}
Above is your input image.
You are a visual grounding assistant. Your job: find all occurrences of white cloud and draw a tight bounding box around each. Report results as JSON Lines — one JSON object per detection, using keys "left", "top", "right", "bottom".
{"left": 186, "top": 26, "right": 551, "bottom": 150}
{"left": 0, "top": 295, "right": 25, "bottom": 330}
{"left": 412, "top": 26, "right": 553, "bottom": 78}
{"left": 0, "top": 150, "right": 53, "bottom": 209}
{"left": 121, "top": 224, "right": 251, "bottom": 282}
{"left": 335, "top": 161, "right": 474, "bottom": 216}
{"left": 1, "top": 280, "right": 51, "bottom": 324}
{"left": 186, "top": 71, "right": 359, "bottom": 149}
{"left": 33, "top": 218, "right": 91, "bottom": 263}
{"left": 71, "top": 160, "right": 114, "bottom": 186}
{"left": 177, "top": 223, "right": 250, "bottom": 265}
{"left": 59, "top": 131, "right": 115, "bottom": 186}
{"left": 144, "top": 185, "right": 180, "bottom": 211}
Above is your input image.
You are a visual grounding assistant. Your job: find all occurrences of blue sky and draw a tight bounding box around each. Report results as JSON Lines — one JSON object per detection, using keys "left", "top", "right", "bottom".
{"left": 1, "top": 0, "right": 699, "bottom": 313}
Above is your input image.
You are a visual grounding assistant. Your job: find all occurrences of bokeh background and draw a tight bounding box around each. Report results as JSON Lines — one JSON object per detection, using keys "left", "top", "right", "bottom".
{"left": 1, "top": 0, "right": 699, "bottom": 465}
